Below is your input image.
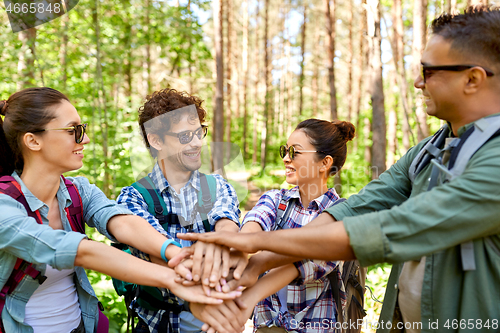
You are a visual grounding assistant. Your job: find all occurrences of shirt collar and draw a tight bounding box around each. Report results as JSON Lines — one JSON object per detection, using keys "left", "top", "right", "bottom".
{"left": 11, "top": 171, "right": 72, "bottom": 212}
{"left": 285, "top": 186, "right": 339, "bottom": 210}
{"left": 149, "top": 162, "right": 200, "bottom": 193}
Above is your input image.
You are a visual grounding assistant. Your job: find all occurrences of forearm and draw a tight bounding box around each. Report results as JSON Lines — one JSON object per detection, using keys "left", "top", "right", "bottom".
{"left": 107, "top": 214, "right": 181, "bottom": 260}
{"left": 249, "top": 216, "right": 355, "bottom": 261}
{"left": 241, "top": 264, "right": 299, "bottom": 306}
{"left": 215, "top": 218, "right": 240, "bottom": 232}
{"left": 249, "top": 250, "right": 303, "bottom": 275}
{"left": 75, "top": 239, "right": 175, "bottom": 287}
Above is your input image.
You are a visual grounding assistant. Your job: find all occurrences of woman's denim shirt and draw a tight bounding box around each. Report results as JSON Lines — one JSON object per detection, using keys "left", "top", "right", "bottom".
{"left": 0, "top": 172, "right": 131, "bottom": 333}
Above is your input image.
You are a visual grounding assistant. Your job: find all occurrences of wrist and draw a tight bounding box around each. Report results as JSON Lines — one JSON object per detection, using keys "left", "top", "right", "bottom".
{"left": 161, "top": 239, "right": 182, "bottom": 262}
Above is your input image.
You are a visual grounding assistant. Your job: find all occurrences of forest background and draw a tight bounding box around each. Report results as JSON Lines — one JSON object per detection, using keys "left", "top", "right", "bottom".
{"left": 0, "top": 0, "right": 495, "bottom": 331}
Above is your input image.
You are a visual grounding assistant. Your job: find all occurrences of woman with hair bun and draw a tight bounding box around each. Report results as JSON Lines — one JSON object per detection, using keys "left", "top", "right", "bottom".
{"left": 233, "top": 118, "right": 355, "bottom": 333}
{"left": 0, "top": 88, "right": 239, "bottom": 333}
{"left": 187, "top": 118, "right": 356, "bottom": 333}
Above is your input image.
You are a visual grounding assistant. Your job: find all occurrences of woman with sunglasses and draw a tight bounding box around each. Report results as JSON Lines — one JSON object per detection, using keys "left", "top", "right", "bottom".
{"left": 237, "top": 118, "right": 355, "bottom": 333}
{"left": 0, "top": 87, "right": 239, "bottom": 333}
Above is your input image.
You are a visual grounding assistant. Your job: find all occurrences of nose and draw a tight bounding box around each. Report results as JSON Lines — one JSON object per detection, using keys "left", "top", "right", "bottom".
{"left": 282, "top": 152, "right": 291, "bottom": 163}
{"left": 414, "top": 73, "right": 424, "bottom": 89}
{"left": 190, "top": 132, "right": 203, "bottom": 148}
{"left": 81, "top": 133, "right": 90, "bottom": 145}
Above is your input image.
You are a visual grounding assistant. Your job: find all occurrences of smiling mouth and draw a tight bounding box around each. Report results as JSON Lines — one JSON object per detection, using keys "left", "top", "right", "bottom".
{"left": 184, "top": 151, "right": 200, "bottom": 158}
{"left": 285, "top": 166, "right": 296, "bottom": 174}
{"left": 73, "top": 150, "right": 83, "bottom": 155}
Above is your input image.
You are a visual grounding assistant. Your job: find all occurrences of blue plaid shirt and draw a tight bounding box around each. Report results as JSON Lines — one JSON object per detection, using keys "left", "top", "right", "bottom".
{"left": 116, "top": 163, "right": 240, "bottom": 333}
{"left": 243, "top": 187, "right": 342, "bottom": 333}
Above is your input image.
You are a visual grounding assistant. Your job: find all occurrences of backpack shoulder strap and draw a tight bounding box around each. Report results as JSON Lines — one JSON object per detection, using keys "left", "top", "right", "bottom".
{"left": 132, "top": 176, "right": 169, "bottom": 228}
{"left": 408, "top": 124, "right": 450, "bottom": 183}
{"left": 61, "top": 176, "right": 85, "bottom": 234}
{"left": 198, "top": 173, "right": 217, "bottom": 232}
{"left": 448, "top": 116, "right": 500, "bottom": 180}
{"left": 273, "top": 191, "right": 297, "bottom": 231}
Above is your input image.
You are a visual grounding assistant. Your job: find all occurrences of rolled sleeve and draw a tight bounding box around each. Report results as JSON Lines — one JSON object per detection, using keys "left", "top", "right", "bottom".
{"left": 242, "top": 190, "right": 281, "bottom": 231}
{"left": 209, "top": 174, "right": 241, "bottom": 226}
{"left": 343, "top": 214, "right": 386, "bottom": 267}
{"left": 0, "top": 195, "right": 87, "bottom": 270}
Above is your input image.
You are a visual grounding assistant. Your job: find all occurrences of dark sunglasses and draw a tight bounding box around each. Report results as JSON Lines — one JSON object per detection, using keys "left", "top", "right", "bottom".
{"left": 421, "top": 64, "right": 495, "bottom": 83}
{"left": 32, "top": 123, "right": 88, "bottom": 144}
{"left": 164, "top": 125, "right": 208, "bottom": 145}
{"left": 279, "top": 145, "right": 325, "bottom": 160}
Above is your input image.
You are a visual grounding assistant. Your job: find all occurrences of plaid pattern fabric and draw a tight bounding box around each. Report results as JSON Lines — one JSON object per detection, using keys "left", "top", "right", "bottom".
{"left": 243, "top": 187, "right": 341, "bottom": 333}
{"left": 116, "top": 163, "right": 240, "bottom": 333}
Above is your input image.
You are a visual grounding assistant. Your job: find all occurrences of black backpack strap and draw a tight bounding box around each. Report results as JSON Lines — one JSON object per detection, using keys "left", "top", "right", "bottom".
{"left": 197, "top": 173, "right": 218, "bottom": 232}
{"left": 273, "top": 192, "right": 298, "bottom": 231}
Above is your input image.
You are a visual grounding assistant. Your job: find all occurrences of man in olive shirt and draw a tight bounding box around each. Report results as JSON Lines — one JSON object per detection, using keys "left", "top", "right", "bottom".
{"left": 177, "top": 7, "right": 500, "bottom": 333}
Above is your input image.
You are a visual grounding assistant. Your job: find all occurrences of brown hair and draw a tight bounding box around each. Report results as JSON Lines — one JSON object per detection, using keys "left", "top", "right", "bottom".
{"left": 295, "top": 118, "right": 355, "bottom": 176}
{"left": 138, "top": 89, "right": 207, "bottom": 157}
{"left": 0, "top": 87, "right": 69, "bottom": 175}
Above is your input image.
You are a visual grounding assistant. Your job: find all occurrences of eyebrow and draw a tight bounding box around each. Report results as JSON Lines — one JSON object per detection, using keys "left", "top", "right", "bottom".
{"left": 288, "top": 143, "right": 304, "bottom": 148}
{"left": 65, "top": 121, "right": 80, "bottom": 126}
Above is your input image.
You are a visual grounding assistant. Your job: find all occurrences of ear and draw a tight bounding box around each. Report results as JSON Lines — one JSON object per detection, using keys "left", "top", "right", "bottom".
{"left": 320, "top": 155, "right": 334, "bottom": 174}
{"left": 147, "top": 133, "right": 163, "bottom": 152}
{"left": 22, "top": 133, "right": 42, "bottom": 152}
{"left": 464, "top": 67, "right": 488, "bottom": 95}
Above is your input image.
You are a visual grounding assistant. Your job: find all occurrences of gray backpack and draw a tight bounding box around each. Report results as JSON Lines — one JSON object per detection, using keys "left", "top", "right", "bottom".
{"left": 408, "top": 115, "right": 500, "bottom": 270}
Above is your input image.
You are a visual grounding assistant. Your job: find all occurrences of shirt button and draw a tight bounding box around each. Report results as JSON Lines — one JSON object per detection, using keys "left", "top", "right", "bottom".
{"left": 394, "top": 284, "right": 398, "bottom": 290}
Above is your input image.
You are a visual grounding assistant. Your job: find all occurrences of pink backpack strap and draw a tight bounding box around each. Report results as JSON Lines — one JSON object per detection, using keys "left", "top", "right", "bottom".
{"left": 62, "top": 176, "right": 85, "bottom": 234}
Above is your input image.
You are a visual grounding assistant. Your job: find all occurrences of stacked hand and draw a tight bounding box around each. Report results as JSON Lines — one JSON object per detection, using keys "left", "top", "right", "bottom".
{"left": 168, "top": 238, "right": 262, "bottom": 333}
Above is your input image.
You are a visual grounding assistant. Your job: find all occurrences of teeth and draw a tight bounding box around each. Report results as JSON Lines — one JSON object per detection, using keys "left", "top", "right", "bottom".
{"left": 73, "top": 151, "right": 83, "bottom": 154}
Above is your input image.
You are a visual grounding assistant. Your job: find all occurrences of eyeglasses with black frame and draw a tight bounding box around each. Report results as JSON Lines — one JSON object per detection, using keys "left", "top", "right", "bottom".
{"left": 279, "top": 145, "right": 326, "bottom": 160}
{"left": 164, "top": 125, "right": 208, "bottom": 145}
{"left": 32, "top": 123, "right": 88, "bottom": 144}
{"left": 420, "top": 64, "right": 495, "bottom": 83}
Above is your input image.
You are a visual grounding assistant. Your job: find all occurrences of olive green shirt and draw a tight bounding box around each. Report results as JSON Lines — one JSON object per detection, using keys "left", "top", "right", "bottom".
{"left": 326, "top": 116, "right": 500, "bottom": 332}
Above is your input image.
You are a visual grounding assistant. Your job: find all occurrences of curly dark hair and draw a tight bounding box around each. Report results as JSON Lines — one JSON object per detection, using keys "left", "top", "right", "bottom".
{"left": 138, "top": 89, "right": 207, "bottom": 157}
{"left": 431, "top": 6, "right": 500, "bottom": 70}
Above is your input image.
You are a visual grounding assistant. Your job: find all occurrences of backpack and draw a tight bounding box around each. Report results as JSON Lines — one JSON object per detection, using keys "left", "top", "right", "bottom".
{"left": 0, "top": 175, "right": 109, "bottom": 333}
{"left": 111, "top": 173, "right": 217, "bottom": 333}
{"left": 408, "top": 115, "right": 500, "bottom": 271}
{"left": 274, "top": 194, "right": 367, "bottom": 333}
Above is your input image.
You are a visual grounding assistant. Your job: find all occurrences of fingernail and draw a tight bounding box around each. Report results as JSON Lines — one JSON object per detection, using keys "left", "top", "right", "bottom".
{"left": 210, "top": 274, "right": 217, "bottom": 282}
{"left": 221, "top": 278, "right": 227, "bottom": 285}
{"left": 186, "top": 273, "right": 192, "bottom": 281}
{"left": 193, "top": 275, "right": 199, "bottom": 281}
{"left": 216, "top": 284, "right": 222, "bottom": 292}
{"left": 223, "top": 271, "right": 228, "bottom": 277}
{"left": 232, "top": 291, "right": 242, "bottom": 297}
{"left": 204, "top": 278, "right": 209, "bottom": 285}
{"left": 237, "top": 286, "right": 244, "bottom": 291}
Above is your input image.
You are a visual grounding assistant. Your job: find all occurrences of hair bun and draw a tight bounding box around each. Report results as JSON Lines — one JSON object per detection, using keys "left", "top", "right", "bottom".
{"left": 332, "top": 120, "right": 355, "bottom": 142}
{"left": 0, "top": 100, "right": 7, "bottom": 116}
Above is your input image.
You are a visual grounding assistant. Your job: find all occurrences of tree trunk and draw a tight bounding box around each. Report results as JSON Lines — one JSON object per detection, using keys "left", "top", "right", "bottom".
{"left": 146, "top": 0, "right": 152, "bottom": 94}
{"left": 261, "top": 0, "right": 271, "bottom": 172}
{"left": 278, "top": 6, "right": 287, "bottom": 138}
{"left": 298, "top": 4, "right": 307, "bottom": 116}
{"left": 450, "top": 0, "right": 457, "bottom": 13}
{"left": 354, "top": 0, "right": 367, "bottom": 152}
{"left": 312, "top": 28, "right": 320, "bottom": 117}
{"left": 225, "top": 0, "right": 232, "bottom": 162}
{"left": 367, "top": 0, "right": 386, "bottom": 179}
{"left": 60, "top": 15, "right": 69, "bottom": 92}
{"left": 213, "top": 0, "right": 225, "bottom": 172}
{"left": 252, "top": 1, "right": 260, "bottom": 165}
{"left": 242, "top": 0, "right": 249, "bottom": 160}
{"left": 18, "top": 28, "right": 37, "bottom": 90}
{"left": 324, "top": 0, "right": 338, "bottom": 121}
{"left": 346, "top": 0, "right": 353, "bottom": 122}
{"left": 412, "top": 0, "right": 429, "bottom": 141}
{"left": 393, "top": 0, "right": 412, "bottom": 151}
{"left": 92, "top": 0, "right": 111, "bottom": 196}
